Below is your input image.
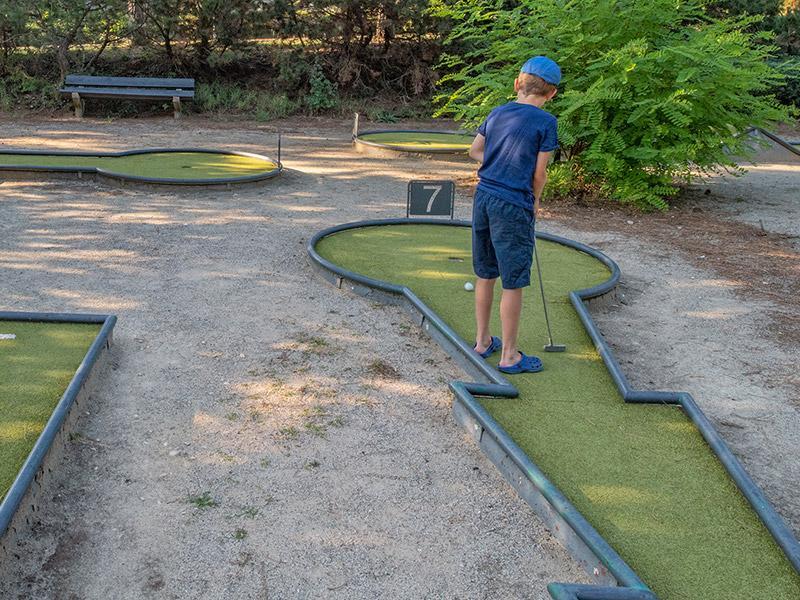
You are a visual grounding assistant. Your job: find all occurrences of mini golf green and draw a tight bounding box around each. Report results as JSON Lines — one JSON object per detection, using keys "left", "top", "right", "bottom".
{"left": 316, "top": 223, "right": 800, "bottom": 600}
{"left": 0, "top": 149, "right": 281, "bottom": 184}
{"left": 354, "top": 131, "right": 474, "bottom": 153}
{"left": 0, "top": 321, "right": 100, "bottom": 500}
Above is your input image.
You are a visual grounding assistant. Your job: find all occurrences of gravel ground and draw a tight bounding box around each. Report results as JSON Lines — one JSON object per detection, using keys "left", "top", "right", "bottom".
{"left": 0, "top": 114, "right": 797, "bottom": 598}
{"left": 694, "top": 130, "right": 800, "bottom": 248}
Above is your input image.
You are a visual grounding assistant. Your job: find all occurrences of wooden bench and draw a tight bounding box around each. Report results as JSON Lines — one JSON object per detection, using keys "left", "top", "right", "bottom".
{"left": 59, "top": 75, "right": 195, "bottom": 119}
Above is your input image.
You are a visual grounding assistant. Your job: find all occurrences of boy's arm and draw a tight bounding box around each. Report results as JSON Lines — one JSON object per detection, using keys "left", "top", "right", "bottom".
{"left": 532, "top": 150, "right": 553, "bottom": 217}
{"left": 469, "top": 134, "right": 486, "bottom": 163}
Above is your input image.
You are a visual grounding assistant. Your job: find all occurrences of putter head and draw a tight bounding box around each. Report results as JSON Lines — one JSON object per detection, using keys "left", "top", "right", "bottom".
{"left": 544, "top": 344, "right": 566, "bottom": 352}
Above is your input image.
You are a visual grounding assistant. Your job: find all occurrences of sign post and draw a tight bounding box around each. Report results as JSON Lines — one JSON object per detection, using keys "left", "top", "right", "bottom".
{"left": 407, "top": 180, "right": 455, "bottom": 219}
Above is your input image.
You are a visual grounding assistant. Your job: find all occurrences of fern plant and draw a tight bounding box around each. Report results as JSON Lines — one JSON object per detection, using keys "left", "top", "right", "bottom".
{"left": 431, "top": 0, "right": 792, "bottom": 209}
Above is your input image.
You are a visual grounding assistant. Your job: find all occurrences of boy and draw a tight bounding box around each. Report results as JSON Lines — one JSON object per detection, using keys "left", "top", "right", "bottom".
{"left": 468, "top": 56, "right": 560, "bottom": 374}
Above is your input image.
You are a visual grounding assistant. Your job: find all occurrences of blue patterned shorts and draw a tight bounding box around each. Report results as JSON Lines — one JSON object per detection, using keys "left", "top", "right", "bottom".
{"left": 472, "top": 189, "right": 535, "bottom": 289}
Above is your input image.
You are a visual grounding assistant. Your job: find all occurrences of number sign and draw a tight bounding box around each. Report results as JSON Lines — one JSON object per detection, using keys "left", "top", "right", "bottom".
{"left": 407, "top": 180, "right": 455, "bottom": 219}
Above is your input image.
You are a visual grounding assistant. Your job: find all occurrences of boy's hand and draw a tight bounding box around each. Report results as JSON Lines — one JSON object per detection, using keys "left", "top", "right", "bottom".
{"left": 532, "top": 150, "right": 552, "bottom": 213}
{"left": 469, "top": 134, "right": 486, "bottom": 163}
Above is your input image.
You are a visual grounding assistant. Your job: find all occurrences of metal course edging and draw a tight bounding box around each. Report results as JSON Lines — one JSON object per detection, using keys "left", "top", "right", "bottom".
{"left": 0, "top": 311, "right": 116, "bottom": 542}
{"left": 746, "top": 127, "right": 800, "bottom": 157}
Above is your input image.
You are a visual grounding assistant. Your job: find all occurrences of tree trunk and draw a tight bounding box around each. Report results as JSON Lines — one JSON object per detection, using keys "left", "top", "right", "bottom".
{"left": 57, "top": 39, "right": 70, "bottom": 83}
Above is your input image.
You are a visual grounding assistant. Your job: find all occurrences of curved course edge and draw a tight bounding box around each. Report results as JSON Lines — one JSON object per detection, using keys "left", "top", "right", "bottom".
{"left": 353, "top": 130, "right": 474, "bottom": 157}
{"left": 0, "top": 147, "right": 282, "bottom": 186}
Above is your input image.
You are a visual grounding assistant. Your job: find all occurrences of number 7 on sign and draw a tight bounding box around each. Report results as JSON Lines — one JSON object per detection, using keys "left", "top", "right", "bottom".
{"left": 406, "top": 180, "right": 454, "bottom": 218}
{"left": 423, "top": 185, "right": 442, "bottom": 212}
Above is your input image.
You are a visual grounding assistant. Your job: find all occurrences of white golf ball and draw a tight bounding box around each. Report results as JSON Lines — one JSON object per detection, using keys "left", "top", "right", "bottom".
{"left": 464, "top": 281, "right": 475, "bottom": 291}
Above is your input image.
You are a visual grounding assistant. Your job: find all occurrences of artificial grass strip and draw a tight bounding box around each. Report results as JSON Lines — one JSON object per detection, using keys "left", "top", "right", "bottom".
{"left": 316, "top": 223, "right": 800, "bottom": 600}
{"left": 0, "top": 151, "right": 278, "bottom": 181}
{"left": 358, "top": 131, "right": 474, "bottom": 151}
{"left": 0, "top": 321, "right": 100, "bottom": 500}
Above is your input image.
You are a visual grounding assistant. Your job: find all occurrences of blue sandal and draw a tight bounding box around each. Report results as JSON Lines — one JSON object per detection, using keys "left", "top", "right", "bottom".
{"left": 474, "top": 336, "right": 502, "bottom": 359}
{"left": 498, "top": 352, "right": 543, "bottom": 374}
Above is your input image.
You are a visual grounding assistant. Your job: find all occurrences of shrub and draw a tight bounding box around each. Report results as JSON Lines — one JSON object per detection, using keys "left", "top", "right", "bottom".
{"left": 306, "top": 63, "right": 339, "bottom": 112}
{"left": 433, "top": 0, "right": 792, "bottom": 209}
{"left": 543, "top": 162, "right": 579, "bottom": 201}
{"left": 0, "top": 71, "right": 59, "bottom": 111}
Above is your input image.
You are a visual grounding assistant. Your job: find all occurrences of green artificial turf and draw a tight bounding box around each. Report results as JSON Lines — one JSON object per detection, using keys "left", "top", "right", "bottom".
{"left": 0, "top": 151, "right": 278, "bottom": 181}
{"left": 316, "top": 223, "right": 800, "bottom": 600}
{"left": 0, "top": 321, "right": 100, "bottom": 500}
{"left": 358, "top": 131, "right": 474, "bottom": 151}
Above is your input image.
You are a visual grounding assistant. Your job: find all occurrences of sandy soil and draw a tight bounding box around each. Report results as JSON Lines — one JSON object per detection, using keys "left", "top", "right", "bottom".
{"left": 0, "top": 114, "right": 797, "bottom": 598}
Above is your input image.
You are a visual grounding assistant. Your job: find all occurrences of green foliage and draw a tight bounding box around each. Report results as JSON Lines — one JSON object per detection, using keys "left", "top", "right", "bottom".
{"left": 187, "top": 491, "right": 218, "bottom": 509}
{"left": 255, "top": 93, "right": 299, "bottom": 121}
{"left": 195, "top": 81, "right": 300, "bottom": 120}
{"left": 306, "top": 63, "right": 339, "bottom": 112}
{"left": 433, "top": 0, "right": 791, "bottom": 209}
{"left": 195, "top": 81, "right": 257, "bottom": 111}
{"left": 0, "top": 71, "right": 59, "bottom": 111}
{"left": 24, "top": 0, "right": 132, "bottom": 81}
{"left": 708, "top": 1, "right": 799, "bottom": 54}
{"left": 0, "top": 0, "right": 27, "bottom": 74}
{"left": 269, "top": 0, "right": 441, "bottom": 94}
{"left": 771, "top": 56, "right": 800, "bottom": 105}
{"left": 707, "top": 1, "right": 799, "bottom": 103}
{"left": 0, "top": 0, "right": 795, "bottom": 123}
{"left": 134, "top": 0, "right": 267, "bottom": 65}
{"left": 542, "top": 162, "right": 579, "bottom": 201}
{"left": 370, "top": 109, "right": 400, "bottom": 123}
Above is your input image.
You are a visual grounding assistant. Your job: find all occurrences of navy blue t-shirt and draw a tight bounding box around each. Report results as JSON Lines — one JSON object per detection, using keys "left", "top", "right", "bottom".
{"left": 476, "top": 102, "right": 558, "bottom": 209}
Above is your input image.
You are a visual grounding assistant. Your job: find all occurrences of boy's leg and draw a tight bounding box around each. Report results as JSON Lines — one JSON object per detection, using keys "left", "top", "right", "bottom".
{"left": 486, "top": 196, "right": 536, "bottom": 368}
{"left": 472, "top": 190, "right": 500, "bottom": 351}
{"left": 474, "top": 277, "right": 497, "bottom": 352}
{"left": 498, "top": 288, "right": 523, "bottom": 367}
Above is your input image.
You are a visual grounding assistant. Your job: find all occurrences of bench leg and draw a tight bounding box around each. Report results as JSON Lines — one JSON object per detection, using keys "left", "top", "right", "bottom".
{"left": 71, "top": 93, "right": 84, "bottom": 118}
{"left": 172, "top": 96, "right": 181, "bottom": 119}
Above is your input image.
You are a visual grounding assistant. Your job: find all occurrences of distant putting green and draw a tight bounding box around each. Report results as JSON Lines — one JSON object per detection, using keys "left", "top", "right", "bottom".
{"left": 0, "top": 321, "right": 100, "bottom": 500}
{"left": 0, "top": 149, "right": 281, "bottom": 184}
{"left": 316, "top": 223, "right": 800, "bottom": 600}
{"left": 355, "top": 131, "right": 474, "bottom": 153}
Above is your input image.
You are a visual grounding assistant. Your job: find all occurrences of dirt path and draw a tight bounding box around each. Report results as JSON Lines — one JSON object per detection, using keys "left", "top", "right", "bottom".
{"left": 694, "top": 130, "right": 800, "bottom": 247}
{"left": 0, "top": 115, "right": 797, "bottom": 598}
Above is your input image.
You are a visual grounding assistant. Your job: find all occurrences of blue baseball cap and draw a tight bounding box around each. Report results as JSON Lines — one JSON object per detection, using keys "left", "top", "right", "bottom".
{"left": 521, "top": 56, "right": 561, "bottom": 86}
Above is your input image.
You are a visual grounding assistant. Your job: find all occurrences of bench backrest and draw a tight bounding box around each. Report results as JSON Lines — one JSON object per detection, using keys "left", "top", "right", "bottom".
{"left": 64, "top": 75, "right": 195, "bottom": 90}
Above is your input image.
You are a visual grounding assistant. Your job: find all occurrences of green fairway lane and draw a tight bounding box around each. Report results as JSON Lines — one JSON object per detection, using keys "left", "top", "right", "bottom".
{"left": 0, "top": 321, "right": 100, "bottom": 500}
{"left": 316, "top": 223, "right": 800, "bottom": 600}
{"left": 0, "top": 151, "right": 279, "bottom": 181}
{"left": 357, "top": 131, "right": 474, "bottom": 151}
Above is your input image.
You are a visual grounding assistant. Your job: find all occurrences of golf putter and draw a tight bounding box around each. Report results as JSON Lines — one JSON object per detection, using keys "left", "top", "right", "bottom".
{"left": 533, "top": 235, "right": 566, "bottom": 352}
